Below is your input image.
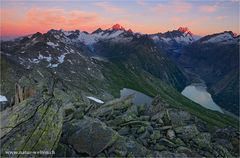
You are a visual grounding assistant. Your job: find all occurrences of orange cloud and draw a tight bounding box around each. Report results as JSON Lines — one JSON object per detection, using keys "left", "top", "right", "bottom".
{"left": 95, "top": 2, "right": 125, "bottom": 14}
{"left": 1, "top": 7, "right": 105, "bottom": 36}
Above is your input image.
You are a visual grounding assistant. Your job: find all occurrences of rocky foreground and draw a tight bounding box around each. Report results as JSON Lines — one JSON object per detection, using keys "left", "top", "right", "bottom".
{"left": 0, "top": 71, "right": 239, "bottom": 157}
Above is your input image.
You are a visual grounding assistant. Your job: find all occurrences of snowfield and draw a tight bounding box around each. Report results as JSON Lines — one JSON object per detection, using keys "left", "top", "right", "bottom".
{"left": 87, "top": 96, "right": 104, "bottom": 104}
{"left": 0, "top": 95, "right": 8, "bottom": 102}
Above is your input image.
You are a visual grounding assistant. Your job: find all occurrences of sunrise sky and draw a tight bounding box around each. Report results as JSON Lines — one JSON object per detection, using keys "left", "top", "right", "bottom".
{"left": 1, "top": 0, "right": 239, "bottom": 37}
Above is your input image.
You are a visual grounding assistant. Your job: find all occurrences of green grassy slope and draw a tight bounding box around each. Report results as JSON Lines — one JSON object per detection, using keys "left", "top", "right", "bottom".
{"left": 102, "top": 61, "right": 239, "bottom": 128}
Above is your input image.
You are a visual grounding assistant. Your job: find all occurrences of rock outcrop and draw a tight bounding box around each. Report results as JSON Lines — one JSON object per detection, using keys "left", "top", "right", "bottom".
{"left": 14, "top": 76, "right": 36, "bottom": 105}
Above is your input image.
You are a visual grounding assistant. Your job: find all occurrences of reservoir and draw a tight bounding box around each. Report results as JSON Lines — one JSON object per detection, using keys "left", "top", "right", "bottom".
{"left": 181, "top": 84, "right": 224, "bottom": 113}
{"left": 120, "top": 88, "right": 153, "bottom": 106}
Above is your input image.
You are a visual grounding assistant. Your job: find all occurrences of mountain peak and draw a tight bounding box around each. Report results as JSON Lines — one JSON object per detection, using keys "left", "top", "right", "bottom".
{"left": 178, "top": 27, "right": 189, "bottom": 33}
{"left": 127, "top": 29, "right": 133, "bottom": 33}
{"left": 178, "top": 27, "right": 193, "bottom": 36}
{"left": 111, "top": 24, "right": 125, "bottom": 30}
{"left": 92, "top": 28, "right": 103, "bottom": 34}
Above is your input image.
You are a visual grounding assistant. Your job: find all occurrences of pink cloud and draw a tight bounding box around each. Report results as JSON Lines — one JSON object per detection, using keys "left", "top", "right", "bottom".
{"left": 95, "top": 2, "right": 125, "bottom": 14}
{"left": 200, "top": 5, "right": 218, "bottom": 13}
{"left": 154, "top": 0, "right": 192, "bottom": 14}
{"left": 216, "top": 16, "right": 227, "bottom": 20}
{"left": 136, "top": 0, "right": 146, "bottom": 6}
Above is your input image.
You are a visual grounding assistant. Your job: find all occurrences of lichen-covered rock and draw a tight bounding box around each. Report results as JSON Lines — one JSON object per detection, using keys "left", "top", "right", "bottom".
{"left": 66, "top": 117, "right": 119, "bottom": 156}
{"left": 212, "top": 144, "right": 233, "bottom": 157}
{"left": 168, "top": 109, "right": 192, "bottom": 127}
{"left": 192, "top": 132, "right": 211, "bottom": 149}
{"left": 158, "top": 138, "right": 176, "bottom": 148}
{"left": 167, "top": 129, "right": 176, "bottom": 140}
{"left": 176, "top": 146, "right": 199, "bottom": 157}
{"left": 154, "top": 151, "right": 187, "bottom": 158}
{"left": 0, "top": 89, "right": 66, "bottom": 157}
{"left": 147, "top": 95, "right": 169, "bottom": 115}
{"left": 109, "top": 137, "right": 150, "bottom": 157}
{"left": 174, "top": 124, "right": 200, "bottom": 141}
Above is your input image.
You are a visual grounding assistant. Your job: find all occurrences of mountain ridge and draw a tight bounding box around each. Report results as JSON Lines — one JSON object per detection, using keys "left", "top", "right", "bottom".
{"left": 2, "top": 24, "right": 239, "bottom": 45}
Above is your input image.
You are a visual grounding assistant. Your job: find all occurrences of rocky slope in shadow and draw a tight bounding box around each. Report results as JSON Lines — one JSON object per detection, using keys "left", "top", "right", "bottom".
{"left": 0, "top": 70, "right": 239, "bottom": 157}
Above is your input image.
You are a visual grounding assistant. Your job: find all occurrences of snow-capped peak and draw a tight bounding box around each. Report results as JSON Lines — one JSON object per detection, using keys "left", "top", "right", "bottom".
{"left": 111, "top": 24, "right": 125, "bottom": 30}
{"left": 200, "top": 31, "right": 239, "bottom": 44}
{"left": 178, "top": 27, "right": 193, "bottom": 36}
{"left": 150, "top": 27, "right": 199, "bottom": 45}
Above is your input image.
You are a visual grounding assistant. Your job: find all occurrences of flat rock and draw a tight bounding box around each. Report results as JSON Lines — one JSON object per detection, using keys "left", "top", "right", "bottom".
{"left": 67, "top": 117, "right": 119, "bottom": 156}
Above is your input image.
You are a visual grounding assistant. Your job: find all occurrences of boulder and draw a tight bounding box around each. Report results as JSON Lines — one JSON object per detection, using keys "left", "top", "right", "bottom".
{"left": 154, "top": 144, "right": 166, "bottom": 151}
{"left": 168, "top": 109, "right": 192, "bottom": 127}
{"left": 63, "top": 103, "right": 76, "bottom": 116}
{"left": 174, "top": 138, "right": 185, "bottom": 146}
{"left": 176, "top": 146, "right": 199, "bottom": 157}
{"left": 158, "top": 138, "right": 176, "bottom": 148}
{"left": 192, "top": 132, "right": 211, "bottom": 149}
{"left": 151, "top": 111, "right": 165, "bottom": 121}
{"left": 147, "top": 96, "right": 168, "bottom": 115}
{"left": 110, "top": 137, "right": 150, "bottom": 157}
{"left": 212, "top": 144, "right": 233, "bottom": 157}
{"left": 167, "top": 129, "right": 176, "bottom": 140}
{"left": 154, "top": 151, "right": 187, "bottom": 158}
{"left": 118, "top": 126, "right": 130, "bottom": 136}
{"left": 174, "top": 124, "right": 200, "bottom": 141}
{"left": 136, "top": 126, "right": 146, "bottom": 134}
{"left": 67, "top": 117, "right": 119, "bottom": 156}
{"left": 150, "top": 130, "right": 161, "bottom": 141}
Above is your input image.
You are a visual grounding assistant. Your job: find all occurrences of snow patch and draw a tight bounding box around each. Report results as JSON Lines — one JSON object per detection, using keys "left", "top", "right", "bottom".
{"left": 0, "top": 95, "right": 8, "bottom": 102}
{"left": 161, "top": 37, "right": 172, "bottom": 42}
{"left": 38, "top": 54, "right": 52, "bottom": 62}
{"left": 203, "top": 33, "right": 235, "bottom": 44}
{"left": 48, "top": 63, "right": 59, "bottom": 68}
{"left": 47, "top": 42, "right": 59, "bottom": 48}
{"left": 151, "top": 35, "right": 160, "bottom": 42}
{"left": 87, "top": 96, "right": 104, "bottom": 104}
{"left": 58, "top": 54, "right": 65, "bottom": 63}
{"left": 174, "top": 36, "right": 192, "bottom": 44}
{"left": 91, "top": 56, "right": 108, "bottom": 62}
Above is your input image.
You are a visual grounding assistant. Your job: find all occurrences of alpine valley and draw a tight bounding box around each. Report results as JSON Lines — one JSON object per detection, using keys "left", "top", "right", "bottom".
{"left": 0, "top": 24, "right": 239, "bottom": 157}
